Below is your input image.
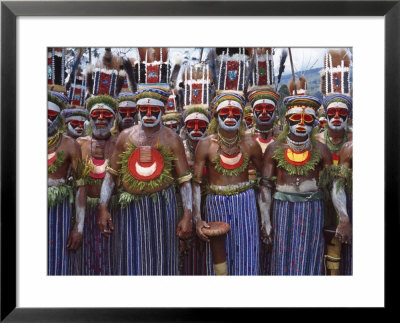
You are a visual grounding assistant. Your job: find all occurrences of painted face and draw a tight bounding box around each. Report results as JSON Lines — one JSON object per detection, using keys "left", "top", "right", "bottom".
{"left": 138, "top": 105, "right": 162, "bottom": 128}
{"left": 163, "top": 119, "right": 181, "bottom": 133}
{"left": 89, "top": 108, "right": 115, "bottom": 139}
{"left": 118, "top": 106, "right": 138, "bottom": 129}
{"left": 327, "top": 103, "right": 348, "bottom": 131}
{"left": 245, "top": 115, "right": 254, "bottom": 128}
{"left": 186, "top": 119, "right": 208, "bottom": 141}
{"left": 217, "top": 106, "right": 242, "bottom": 131}
{"left": 253, "top": 103, "right": 276, "bottom": 126}
{"left": 48, "top": 109, "right": 58, "bottom": 127}
{"left": 67, "top": 119, "right": 85, "bottom": 137}
{"left": 48, "top": 102, "right": 63, "bottom": 136}
{"left": 287, "top": 107, "right": 315, "bottom": 137}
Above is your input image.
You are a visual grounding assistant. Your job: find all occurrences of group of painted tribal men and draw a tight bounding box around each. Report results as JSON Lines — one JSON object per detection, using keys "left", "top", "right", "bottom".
{"left": 48, "top": 47, "right": 352, "bottom": 276}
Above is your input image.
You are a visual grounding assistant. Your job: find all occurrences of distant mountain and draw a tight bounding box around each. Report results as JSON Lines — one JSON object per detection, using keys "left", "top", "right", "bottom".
{"left": 277, "top": 67, "right": 324, "bottom": 100}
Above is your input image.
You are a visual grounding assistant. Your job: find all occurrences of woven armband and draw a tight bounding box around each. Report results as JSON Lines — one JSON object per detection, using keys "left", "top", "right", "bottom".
{"left": 177, "top": 172, "right": 192, "bottom": 184}
{"left": 260, "top": 176, "right": 276, "bottom": 189}
{"left": 106, "top": 165, "right": 119, "bottom": 176}
{"left": 76, "top": 178, "right": 86, "bottom": 187}
{"left": 193, "top": 174, "right": 203, "bottom": 184}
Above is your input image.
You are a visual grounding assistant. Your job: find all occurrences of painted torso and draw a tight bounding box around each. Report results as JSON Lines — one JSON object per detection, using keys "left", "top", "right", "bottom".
{"left": 315, "top": 129, "right": 352, "bottom": 165}
{"left": 119, "top": 125, "right": 178, "bottom": 195}
{"left": 202, "top": 133, "right": 255, "bottom": 186}
{"left": 77, "top": 135, "right": 117, "bottom": 198}
{"left": 268, "top": 139, "right": 331, "bottom": 193}
{"left": 48, "top": 134, "right": 78, "bottom": 186}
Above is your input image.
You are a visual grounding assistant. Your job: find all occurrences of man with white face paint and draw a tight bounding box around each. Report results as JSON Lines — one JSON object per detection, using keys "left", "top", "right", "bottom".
{"left": 316, "top": 94, "right": 353, "bottom": 275}
{"left": 316, "top": 94, "right": 352, "bottom": 164}
{"left": 193, "top": 91, "right": 263, "bottom": 275}
{"left": 247, "top": 89, "right": 281, "bottom": 154}
{"left": 47, "top": 92, "right": 86, "bottom": 275}
{"left": 76, "top": 95, "right": 119, "bottom": 275}
{"left": 116, "top": 93, "right": 138, "bottom": 132}
{"left": 180, "top": 106, "right": 210, "bottom": 275}
{"left": 97, "top": 86, "right": 192, "bottom": 275}
{"left": 260, "top": 95, "right": 333, "bottom": 275}
{"left": 61, "top": 107, "right": 89, "bottom": 139}
{"left": 162, "top": 111, "right": 183, "bottom": 134}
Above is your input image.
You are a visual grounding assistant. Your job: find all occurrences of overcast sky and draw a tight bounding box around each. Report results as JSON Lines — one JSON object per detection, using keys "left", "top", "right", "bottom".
{"left": 94, "top": 47, "right": 351, "bottom": 76}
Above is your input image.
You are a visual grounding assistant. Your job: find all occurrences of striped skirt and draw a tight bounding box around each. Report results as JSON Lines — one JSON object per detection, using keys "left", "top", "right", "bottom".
{"left": 205, "top": 189, "right": 260, "bottom": 276}
{"left": 181, "top": 236, "right": 207, "bottom": 275}
{"left": 340, "top": 194, "right": 353, "bottom": 275}
{"left": 80, "top": 203, "right": 113, "bottom": 275}
{"left": 270, "top": 199, "right": 325, "bottom": 275}
{"left": 117, "top": 186, "right": 179, "bottom": 275}
{"left": 48, "top": 196, "right": 74, "bottom": 275}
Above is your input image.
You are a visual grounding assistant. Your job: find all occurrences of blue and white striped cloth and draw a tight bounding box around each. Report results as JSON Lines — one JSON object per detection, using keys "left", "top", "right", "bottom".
{"left": 269, "top": 199, "right": 325, "bottom": 275}
{"left": 80, "top": 204, "right": 113, "bottom": 275}
{"left": 117, "top": 186, "right": 179, "bottom": 275}
{"left": 340, "top": 194, "right": 353, "bottom": 275}
{"left": 205, "top": 188, "right": 260, "bottom": 275}
{"left": 48, "top": 196, "right": 74, "bottom": 275}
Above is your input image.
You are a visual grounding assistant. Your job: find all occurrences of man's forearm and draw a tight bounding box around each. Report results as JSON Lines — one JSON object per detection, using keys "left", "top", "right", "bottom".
{"left": 99, "top": 172, "right": 116, "bottom": 207}
{"left": 258, "top": 184, "right": 272, "bottom": 227}
{"left": 192, "top": 182, "right": 202, "bottom": 223}
{"left": 75, "top": 186, "right": 86, "bottom": 233}
{"left": 331, "top": 180, "right": 349, "bottom": 222}
{"left": 179, "top": 181, "right": 192, "bottom": 219}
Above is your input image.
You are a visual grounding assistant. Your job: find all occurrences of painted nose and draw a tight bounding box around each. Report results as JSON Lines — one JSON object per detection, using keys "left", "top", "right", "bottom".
{"left": 334, "top": 110, "right": 340, "bottom": 118}
{"left": 228, "top": 108, "right": 234, "bottom": 118}
{"left": 146, "top": 108, "right": 152, "bottom": 117}
{"left": 194, "top": 121, "right": 199, "bottom": 131}
{"left": 262, "top": 106, "right": 267, "bottom": 115}
{"left": 299, "top": 114, "right": 305, "bottom": 125}
{"left": 98, "top": 112, "right": 104, "bottom": 120}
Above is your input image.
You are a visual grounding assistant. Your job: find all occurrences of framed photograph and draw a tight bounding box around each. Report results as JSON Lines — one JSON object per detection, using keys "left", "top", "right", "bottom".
{"left": 1, "top": 0, "right": 397, "bottom": 321}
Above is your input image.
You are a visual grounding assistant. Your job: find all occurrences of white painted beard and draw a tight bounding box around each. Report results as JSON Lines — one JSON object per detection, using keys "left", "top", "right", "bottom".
{"left": 255, "top": 111, "right": 275, "bottom": 127}
{"left": 90, "top": 118, "right": 114, "bottom": 139}
{"left": 67, "top": 122, "right": 84, "bottom": 137}
{"left": 188, "top": 130, "right": 206, "bottom": 141}
{"left": 218, "top": 116, "right": 241, "bottom": 131}
{"left": 140, "top": 113, "right": 162, "bottom": 128}
{"left": 328, "top": 118, "right": 347, "bottom": 131}
{"left": 119, "top": 114, "right": 136, "bottom": 129}
{"left": 289, "top": 124, "right": 313, "bottom": 137}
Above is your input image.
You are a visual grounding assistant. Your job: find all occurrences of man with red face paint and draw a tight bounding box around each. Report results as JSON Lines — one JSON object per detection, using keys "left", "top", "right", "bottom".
{"left": 48, "top": 92, "right": 86, "bottom": 275}
{"left": 76, "top": 95, "right": 118, "bottom": 275}
{"left": 179, "top": 107, "right": 210, "bottom": 275}
{"left": 162, "top": 111, "right": 183, "bottom": 134}
{"left": 193, "top": 91, "right": 263, "bottom": 275}
{"left": 116, "top": 93, "right": 138, "bottom": 132}
{"left": 316, "top": 93, "right": 353, "bottom": 275}
{"left": 61, "top": 107, "right": 89, "bottom": 139}
{"left": 247, "top": 89, "right": 281, "bottom": 154}
{"left": 260, "top": 95, "right": 333, "bottom": 275}
{"left": 244, "top": 105, "right": 254, "bottom": 129}
{"left": 97, "top": 86, "right": 192, "bottom": 275}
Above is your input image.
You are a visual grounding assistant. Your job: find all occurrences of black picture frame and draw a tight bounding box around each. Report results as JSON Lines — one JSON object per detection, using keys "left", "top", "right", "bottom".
{"left": 1, "top": 0, "right": 398, "bottom": 321}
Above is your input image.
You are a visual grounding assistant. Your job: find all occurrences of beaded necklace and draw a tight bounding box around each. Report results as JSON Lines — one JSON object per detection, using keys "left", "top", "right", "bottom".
{"left": 48, "top": 131, "right": 62, "bottom": 150}
{"left": 286, "top": 136, "right": 312, "bottom": 152}
{"left": 217, "top": 130, "right": 239, "bottom": 148}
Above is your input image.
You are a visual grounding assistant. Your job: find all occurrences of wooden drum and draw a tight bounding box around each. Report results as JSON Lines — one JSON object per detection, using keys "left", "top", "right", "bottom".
{"left": 201, "top": 221, "right": 231, "bottom": 276}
